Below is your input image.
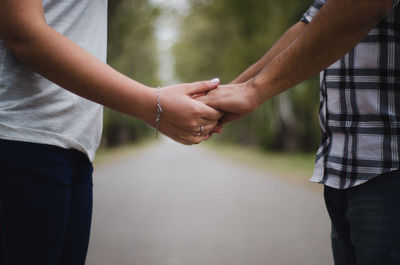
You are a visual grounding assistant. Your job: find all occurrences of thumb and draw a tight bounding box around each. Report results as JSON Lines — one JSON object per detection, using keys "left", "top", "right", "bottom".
{"left": 188, "top": 78, "right": 220, "bottom": 95}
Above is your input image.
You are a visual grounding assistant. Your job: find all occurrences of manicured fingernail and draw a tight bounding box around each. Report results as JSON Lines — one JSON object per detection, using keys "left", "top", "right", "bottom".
{"left": 210, "top": 78, "right": 220, "bottom": 83}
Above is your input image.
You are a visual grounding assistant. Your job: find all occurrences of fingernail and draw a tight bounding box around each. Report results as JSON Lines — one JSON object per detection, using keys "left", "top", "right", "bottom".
{"left": 210, "top": 78, "right": 220, "bottom": 83}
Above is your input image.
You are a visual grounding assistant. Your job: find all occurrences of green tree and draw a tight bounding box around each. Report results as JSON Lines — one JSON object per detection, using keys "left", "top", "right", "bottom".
{"left": 103, "top": 0, "right": 160, "bottom": 147}
{"left": 173, "top": 0, "right": 320, "bottom": 152}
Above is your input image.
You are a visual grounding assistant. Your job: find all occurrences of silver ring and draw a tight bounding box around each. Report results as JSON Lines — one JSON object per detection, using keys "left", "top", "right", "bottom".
{"left": 193, "top": 125, "right": 205, "bottom": 136}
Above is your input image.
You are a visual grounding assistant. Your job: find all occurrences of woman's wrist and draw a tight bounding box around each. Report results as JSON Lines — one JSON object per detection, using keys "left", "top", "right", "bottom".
{"left": 124, "top": 84, "right": 159, "bottom": 127}
{"left": 155, "top": 86, "right": 162, "bottom": 139}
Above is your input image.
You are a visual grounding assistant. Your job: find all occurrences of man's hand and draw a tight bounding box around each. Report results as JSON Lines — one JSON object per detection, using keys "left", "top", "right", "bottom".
{"left": 197, "top": 81, "right": 262, "bottom": 130}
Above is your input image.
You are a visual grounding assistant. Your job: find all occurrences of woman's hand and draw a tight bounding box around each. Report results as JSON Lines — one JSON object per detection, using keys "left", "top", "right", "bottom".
{"left": 157, "top": 79, "right": 223, "bottom": 145}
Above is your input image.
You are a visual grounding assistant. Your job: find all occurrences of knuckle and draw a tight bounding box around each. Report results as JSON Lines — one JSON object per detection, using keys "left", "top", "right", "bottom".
{"left": 190, "top": 105, "right": 202, "bottom": 116}
{"left": 188, "top": 121, "right": 198, "bottom": 130}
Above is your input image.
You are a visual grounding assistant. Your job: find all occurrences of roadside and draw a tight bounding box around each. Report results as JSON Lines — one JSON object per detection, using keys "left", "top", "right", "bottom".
{"left": 95, "top": 140, "right": 320, "bottom": 193}
{"left": 94, "top": 138, "right": 153, "bottom": 167}
{"left": 205, "top": 142, "right": 320, "bottom": 193}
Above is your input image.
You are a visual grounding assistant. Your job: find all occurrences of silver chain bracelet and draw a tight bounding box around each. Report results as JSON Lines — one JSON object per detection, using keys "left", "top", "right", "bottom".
{"left": 155, "top": 86, "right": 162, "bottom": 139}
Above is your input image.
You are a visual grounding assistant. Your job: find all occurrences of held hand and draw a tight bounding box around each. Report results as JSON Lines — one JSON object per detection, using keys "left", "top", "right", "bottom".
{"left": 158, "top": 78, "right": 223, "bottom": 145}
{"left": 197, "top": 81, "right": 262, "bottom": 131}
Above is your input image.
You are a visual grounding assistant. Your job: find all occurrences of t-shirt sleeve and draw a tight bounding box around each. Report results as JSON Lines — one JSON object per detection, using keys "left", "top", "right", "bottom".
{"left": 394, "top": 0, "right": 399, "bottom": 6}
{"left": 300, "top": 0, "right": 326, "bottom": 24}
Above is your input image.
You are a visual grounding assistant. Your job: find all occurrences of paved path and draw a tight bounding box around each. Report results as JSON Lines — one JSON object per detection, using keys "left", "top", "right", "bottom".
{"left": 86, "top": 139, "right": 333, "bottom": 265}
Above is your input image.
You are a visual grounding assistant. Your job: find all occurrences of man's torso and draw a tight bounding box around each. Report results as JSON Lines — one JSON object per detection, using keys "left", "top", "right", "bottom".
{"left": 302, "top": 0, "right": 400, "bottom": 188}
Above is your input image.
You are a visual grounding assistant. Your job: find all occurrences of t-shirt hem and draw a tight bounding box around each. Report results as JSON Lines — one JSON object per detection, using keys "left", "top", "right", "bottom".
{"left": 0, "top": 122, "right": 97, "bottom": 162}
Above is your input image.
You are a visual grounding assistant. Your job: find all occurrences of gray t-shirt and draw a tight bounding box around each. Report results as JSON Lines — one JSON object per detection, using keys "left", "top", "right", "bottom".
{"left": 0, "top": 0, "right": 108, "bottom": 161}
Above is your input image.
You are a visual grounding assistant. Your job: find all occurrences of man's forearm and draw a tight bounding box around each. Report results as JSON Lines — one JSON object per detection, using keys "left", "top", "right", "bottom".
{"left": 232, "top": 22, "right": 306, "bottom": 84}
{"left": 250, "top": 0, "right": 394, "bottom": 103}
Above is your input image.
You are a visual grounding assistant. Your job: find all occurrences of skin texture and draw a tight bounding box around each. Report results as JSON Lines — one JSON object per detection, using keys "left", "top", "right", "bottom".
{"left": 0, "top": 0, "right": 222, "bottom": 145}
{"left": 199, "top": 0, "right": 395, "bottom": 129}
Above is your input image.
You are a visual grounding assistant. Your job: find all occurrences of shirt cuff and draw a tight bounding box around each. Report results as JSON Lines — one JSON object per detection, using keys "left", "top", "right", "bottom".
{"left": 300, "top": 0, "right": 326, "bottom": 24}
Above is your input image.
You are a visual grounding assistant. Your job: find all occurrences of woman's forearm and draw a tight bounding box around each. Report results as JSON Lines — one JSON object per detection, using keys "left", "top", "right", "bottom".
{"left": 4, "top": 22, "right": 157, "bottom": 126}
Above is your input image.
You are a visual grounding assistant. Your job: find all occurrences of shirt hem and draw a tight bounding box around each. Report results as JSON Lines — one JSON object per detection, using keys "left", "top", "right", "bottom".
{"left": 0, "top": 122, "right": 97, "bottom": 162}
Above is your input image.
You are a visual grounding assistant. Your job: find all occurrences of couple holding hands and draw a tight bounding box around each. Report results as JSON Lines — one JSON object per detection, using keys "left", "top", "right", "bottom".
{"left": 1, "top": 0, "right": 400, "bottom": 265}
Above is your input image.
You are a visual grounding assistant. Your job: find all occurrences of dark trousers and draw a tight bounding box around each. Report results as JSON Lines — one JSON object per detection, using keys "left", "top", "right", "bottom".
{"left": 0, "top": 139, "right": 93, "bottom": 265}
{"left": 324, "top": 171, "right": 400, "bottom": 265}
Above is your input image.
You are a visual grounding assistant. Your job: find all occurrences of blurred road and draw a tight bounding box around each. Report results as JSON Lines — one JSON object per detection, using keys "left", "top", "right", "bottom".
{"left": 86, "top": 139, "right": 333, "bottom": 265}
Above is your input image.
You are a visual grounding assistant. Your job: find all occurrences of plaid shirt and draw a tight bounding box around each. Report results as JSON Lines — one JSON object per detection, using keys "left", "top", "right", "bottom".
{"left": 301, "top": 0, "right": 400, "bottom": 189}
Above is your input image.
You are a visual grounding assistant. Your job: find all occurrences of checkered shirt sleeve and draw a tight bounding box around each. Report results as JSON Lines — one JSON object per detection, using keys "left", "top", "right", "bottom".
{"left": 301, "top": 0, "right": 326, "bottom": 24}
{"left": 301, "top": 0, "right": 399, "bottom": 24}
{"left": 310, "top": 4, "right": 400, "bottom": 189}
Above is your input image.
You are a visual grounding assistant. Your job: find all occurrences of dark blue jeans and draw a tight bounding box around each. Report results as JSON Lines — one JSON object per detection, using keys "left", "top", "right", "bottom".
{"left": 0, "top": 139, "right": 93, "bottom": 265}
{"left": 324, "top": 171, "right": 400, "bottom": 265}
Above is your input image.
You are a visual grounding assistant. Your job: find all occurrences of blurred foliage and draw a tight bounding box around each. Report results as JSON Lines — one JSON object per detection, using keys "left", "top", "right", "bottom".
{"left": 102, "top": 0, "right": 160, "bottom": 147}
{"left": 173, "top": 0, "right": 321, "bottom": 152}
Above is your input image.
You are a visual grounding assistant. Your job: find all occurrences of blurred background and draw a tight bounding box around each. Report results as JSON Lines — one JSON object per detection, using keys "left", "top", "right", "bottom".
{"left": 103, "top": 0, "right": 320, "bottom": 152}
{"left": 88, "top": 0, "right": 333, "bottom": 265}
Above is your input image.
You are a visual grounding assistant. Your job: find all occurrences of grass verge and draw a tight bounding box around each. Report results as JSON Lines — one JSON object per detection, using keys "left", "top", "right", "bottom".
{"left": 94, "top": 139, "right": 153, "bottom": 167}
{"left": 206, "top": 142, "right": 318, "bottom": 188}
